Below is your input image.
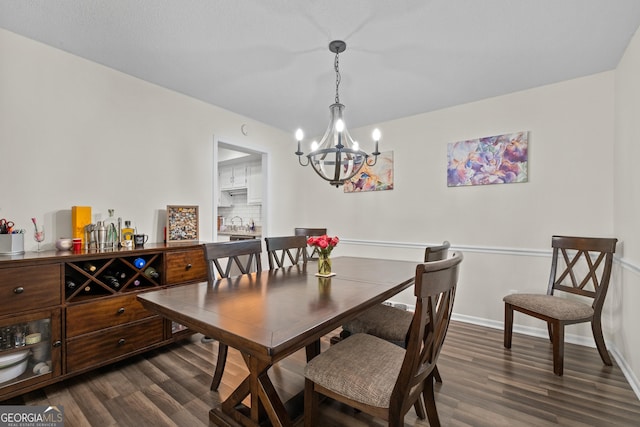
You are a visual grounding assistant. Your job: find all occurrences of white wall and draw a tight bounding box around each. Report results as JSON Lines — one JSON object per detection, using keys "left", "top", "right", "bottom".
{"left": 614, "top": 26, "right": 640, "bottom": 389}
{"left": 293, "top": 71, "right": 615, "bottom": 317}
{"left": 0, "top": 28, "right": 289, "bottom": 246}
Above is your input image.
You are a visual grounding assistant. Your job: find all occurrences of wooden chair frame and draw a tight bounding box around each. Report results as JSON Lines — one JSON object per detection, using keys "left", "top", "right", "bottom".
{"left": 265, "top": 235, "right": 308, "bottom": 269}
{"left": 205, "top": 239, "right": 262, "bottom": 279}
{"left": 305, "top": 252, "right": 463, "bottom": 427}
{"left": 203, "top": 240, "right": 262, "bottom": 390}
{"left": 504, "top": 235, "right": 617, "bottom": 375}
{"left": 294, "top": 227, "right": 327, "bottom": 260}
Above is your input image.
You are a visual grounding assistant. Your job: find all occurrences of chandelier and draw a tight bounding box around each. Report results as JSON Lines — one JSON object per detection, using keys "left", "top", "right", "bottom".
{"left": 295, "top": 40, "right": 381, "bottom": 187}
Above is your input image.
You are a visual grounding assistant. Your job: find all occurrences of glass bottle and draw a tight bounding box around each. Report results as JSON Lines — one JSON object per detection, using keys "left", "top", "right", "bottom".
{"left": 121, "top": 220, "right": 135, "bottom": 242}
{"left": 144, "top": 266, "right": 160, "bottom": 280}
{"left": 104, "top": 209, "right": 119, "bottom": 249}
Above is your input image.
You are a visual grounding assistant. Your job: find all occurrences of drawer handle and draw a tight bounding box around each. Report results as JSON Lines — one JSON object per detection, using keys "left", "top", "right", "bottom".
{"left": 53, "top": 340, "right": 62, "bottom": 348}
{"left": 117, "top": 307, "right": 125, "bottom": 314}
{"left": 13, "top": 286, "right": 24, "bottom": 294}
{"left": 118, "top": 338, "right": 126, "bottom": 345}
{"left": 185, "top": 263, "right": 192, "bottom": 270}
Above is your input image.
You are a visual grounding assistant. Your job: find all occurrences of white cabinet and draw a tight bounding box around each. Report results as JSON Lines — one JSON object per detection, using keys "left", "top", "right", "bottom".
{"left": 219, "top": 165, "right": 247, "bottom": 190}
{"left": 218, "top": 190, "right": 232, "bottom": 207}
{"left": 247, "top": 161, "right": 262, "bottom": 205}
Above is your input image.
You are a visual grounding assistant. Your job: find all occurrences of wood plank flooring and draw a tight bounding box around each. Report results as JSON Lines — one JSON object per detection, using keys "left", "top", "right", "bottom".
{"left": 3, "top": 321, "right": 639, "bottom": 426}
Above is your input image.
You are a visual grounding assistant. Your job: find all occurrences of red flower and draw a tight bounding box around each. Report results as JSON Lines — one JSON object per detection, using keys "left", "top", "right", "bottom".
{"left": 307, "top": 235, "right": 339, "bottom": 255}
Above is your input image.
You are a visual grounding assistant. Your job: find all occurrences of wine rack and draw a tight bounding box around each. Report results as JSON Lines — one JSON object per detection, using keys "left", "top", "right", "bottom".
{"left": 64, "top": 253, "right": 164, "bottom": 301}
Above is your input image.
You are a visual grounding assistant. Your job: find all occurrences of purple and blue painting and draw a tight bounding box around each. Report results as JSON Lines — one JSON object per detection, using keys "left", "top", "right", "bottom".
{"left": 447, "top": 131, "right": 528, "bottom": 187}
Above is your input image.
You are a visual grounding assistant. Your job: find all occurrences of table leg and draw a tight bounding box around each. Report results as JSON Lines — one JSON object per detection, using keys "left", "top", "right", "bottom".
{"left": 214, "top": 353, "right": 293, "bottom": 427}
{"left": 305, "top": 339, "right": 321, "bottom": 361}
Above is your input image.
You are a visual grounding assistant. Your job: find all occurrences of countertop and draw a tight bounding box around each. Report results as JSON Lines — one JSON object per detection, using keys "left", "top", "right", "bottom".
{"left": 217, "top": 229, "right": 262, "bottom": 238}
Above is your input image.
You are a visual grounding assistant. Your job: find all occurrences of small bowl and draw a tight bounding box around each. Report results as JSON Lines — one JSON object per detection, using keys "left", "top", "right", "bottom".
{"left": 55, "top": 238, "right": 73, "bottom": 251}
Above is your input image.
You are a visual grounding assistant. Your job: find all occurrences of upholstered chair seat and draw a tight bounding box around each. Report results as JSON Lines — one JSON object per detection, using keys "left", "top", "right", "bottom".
{"left": 305, "top": 333, "right": 404, "bottom": 407}
{"left": 503, "top": 294, "right": 594, "bottom": 321}
{"left": 342, "top": 304, "right": 414, "bottom": 347}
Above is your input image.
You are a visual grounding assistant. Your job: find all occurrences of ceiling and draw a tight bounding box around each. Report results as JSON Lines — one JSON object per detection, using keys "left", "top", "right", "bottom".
{"left": 2, "top": 1, "right": 640, "bottom": 138}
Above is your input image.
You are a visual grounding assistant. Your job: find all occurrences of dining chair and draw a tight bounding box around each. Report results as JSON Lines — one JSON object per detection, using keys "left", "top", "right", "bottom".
{"left": 294, "top": 227, "right": 327, "bottom": 260}
{"left": 503, "top": 235, "right": 617, "bottom": 375}
{"left": 304, "top": 252, "right": 463, "bottom": 427}
{"left": 340, "top": 241, "right": 451, "bottom": 387}
{"left": 203, "top": 240, "right": 263, "bottom": 390}
{"left": 265, "top": 235, "right": 308, "bottom": 269}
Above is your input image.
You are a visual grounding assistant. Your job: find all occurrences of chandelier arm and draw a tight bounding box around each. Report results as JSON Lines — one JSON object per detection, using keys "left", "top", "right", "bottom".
{"left": 297, "top": 155, "right": 310, "bottom": 167}
{"left": 333, "top": 149, "right": 342, "bottom": 183}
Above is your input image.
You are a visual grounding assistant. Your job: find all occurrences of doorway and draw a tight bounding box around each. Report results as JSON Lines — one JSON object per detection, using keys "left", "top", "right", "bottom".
{"left": 213, "top": 140, "right": 267, "bottom": 242}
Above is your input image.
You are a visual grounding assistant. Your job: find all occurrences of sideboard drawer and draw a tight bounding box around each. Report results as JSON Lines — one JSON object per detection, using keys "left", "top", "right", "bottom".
{"left": 165, "top": 248, "right": 207, "bottom": 284}
{"left": 66, "top": 293, "right": 156, "bottom": 338}
{"left": 0, "top": 264, "right": 61, "bottom": 315}
{"left": 66, "top": 317, "right": 164, "bottom": 373}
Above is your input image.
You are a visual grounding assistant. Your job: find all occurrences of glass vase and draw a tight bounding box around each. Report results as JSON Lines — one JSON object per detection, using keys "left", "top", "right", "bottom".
{"left": 318, "top": 253, "right": 332, "bottom": 276}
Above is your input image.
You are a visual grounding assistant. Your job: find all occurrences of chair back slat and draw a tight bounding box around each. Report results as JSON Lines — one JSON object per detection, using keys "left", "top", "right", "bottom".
{"left": 265, "top": 235, "right": 308, "bottom": 269}
{"left": 391, "top": 252, "right": 463, "bottom": 414}
{"left": 424, "top": 240, "right": 450, "bottom": 262}
{"left": 548, "top": 236, "right": 617, "bottom": 310}
{"left": 204, "top": 240, "right": 262, "bottom": 280}
{"left": 295, "top": 227, "right": 327, "bottom": 260}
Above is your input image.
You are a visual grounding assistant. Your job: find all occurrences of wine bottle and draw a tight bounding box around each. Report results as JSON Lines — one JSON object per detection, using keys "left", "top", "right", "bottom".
{"left": 105, "top": 269, "right": 126, "bottom": 280}
{"left": 144, "top": 266, "right": 160, "bottom": 280}
{"left": 65, "top": 277, "right": 77, "bottom": 292}
{"left": 133, "top": 258, "right": 146, "bottom": 269}
{"left": 102, "top": 274, "right": 121, "bottom": 289}
{"left": 133, "top": 279, "right": 141, "bottom": 287}
{"left": 83, "top": 262, "right": 97, "bottom": 273}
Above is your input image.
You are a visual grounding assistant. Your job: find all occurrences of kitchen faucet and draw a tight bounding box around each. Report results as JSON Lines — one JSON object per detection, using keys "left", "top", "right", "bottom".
{"left": 230, "top": 216, "right": 243, "bottom": 228}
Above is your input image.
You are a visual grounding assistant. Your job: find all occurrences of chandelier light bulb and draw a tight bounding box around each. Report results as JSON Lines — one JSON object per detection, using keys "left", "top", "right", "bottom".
{"left": 353, "top": 141, "right": 359, "bottom": 151}
{"left": 372, "top": 128, "right": 381, "bottom": 141}
{"left": 311, "top": 140, "right": 319, "bottom": 151}
{"left": 295, "top": 129, "right": 304, "bottom": 141}
{"left": 335, "top": 119, "right": 345, "bottom": 133}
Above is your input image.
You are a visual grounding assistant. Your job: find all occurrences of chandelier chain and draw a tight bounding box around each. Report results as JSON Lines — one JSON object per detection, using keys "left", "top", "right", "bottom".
{"left": 334, "top": 51, "right": 341, "bottom": 104}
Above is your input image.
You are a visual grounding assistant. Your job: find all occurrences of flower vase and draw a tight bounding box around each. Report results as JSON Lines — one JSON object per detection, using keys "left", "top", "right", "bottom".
{"left": 318, "top": 253, "right": 332, "bottom": 276}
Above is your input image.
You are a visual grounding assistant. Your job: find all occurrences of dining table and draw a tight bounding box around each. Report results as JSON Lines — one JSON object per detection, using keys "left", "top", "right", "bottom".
{"left": 137, "top": 256, "right": 418, "bottom": 427}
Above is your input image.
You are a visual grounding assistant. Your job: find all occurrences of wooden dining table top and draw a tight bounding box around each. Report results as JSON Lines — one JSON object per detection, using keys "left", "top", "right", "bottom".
{"left": 138, "top": 256, "right": 418, "bottom": 362}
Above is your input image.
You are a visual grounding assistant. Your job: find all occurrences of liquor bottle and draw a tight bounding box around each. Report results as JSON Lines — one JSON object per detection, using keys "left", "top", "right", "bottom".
{"left": 133, "top": 258, "right": 146, "bottom": 269}
{"left": 104, "top": 209, "right": 119, "bottom": 249}
{"left": 121, "top": 220, "right": 135, "bottom": 242}
{"left": 144, "top": 266, "right": 160, "bottom": 280}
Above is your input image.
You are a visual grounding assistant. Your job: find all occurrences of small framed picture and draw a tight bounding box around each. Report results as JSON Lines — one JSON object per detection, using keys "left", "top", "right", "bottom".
{"left": 166, "top": 205, "right": 199, "bottom": 242}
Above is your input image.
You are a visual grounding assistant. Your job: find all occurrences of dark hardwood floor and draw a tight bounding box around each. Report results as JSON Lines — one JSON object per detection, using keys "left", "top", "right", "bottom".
{"left": 3, "top": 321, "right": 639, "bottom": 426}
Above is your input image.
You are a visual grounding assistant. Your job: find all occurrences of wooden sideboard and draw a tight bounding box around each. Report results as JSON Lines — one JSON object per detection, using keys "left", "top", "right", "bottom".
{"left": 0, "top": 242, "right": 207, "bottom": 401}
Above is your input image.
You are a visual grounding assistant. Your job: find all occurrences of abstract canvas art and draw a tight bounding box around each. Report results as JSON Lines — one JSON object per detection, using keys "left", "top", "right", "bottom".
{"left": 447, "top": 131, "right": 528, "bottom": 187}
{"left": 344, "top": 151, "right": 394, "bottom": 193}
